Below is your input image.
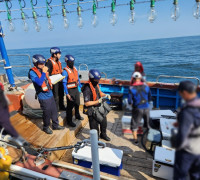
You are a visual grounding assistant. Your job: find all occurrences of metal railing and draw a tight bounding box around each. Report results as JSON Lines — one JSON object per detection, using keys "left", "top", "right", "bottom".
{"left": 79, "top": 63, "right": 88, "bottom": 71}
{"left": 101, "top": 71, "right": 107, "bottom": 79}
{"left": 156, "top": 75, "right": 200, "bottom": 86}
{"left": 0, "top": 54, "right": 31, "bottom": 68}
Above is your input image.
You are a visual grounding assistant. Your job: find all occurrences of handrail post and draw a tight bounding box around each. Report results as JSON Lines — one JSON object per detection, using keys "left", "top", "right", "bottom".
{"left": 0, "top": 21, "right": 15, "bottom": 87}
{"left": 90, "top": 129, "right": 100, "bottom": 180}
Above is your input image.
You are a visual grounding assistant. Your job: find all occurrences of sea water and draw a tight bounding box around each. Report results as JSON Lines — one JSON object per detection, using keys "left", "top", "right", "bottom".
{"left": 0, "top": 35, "right": 200, "bottom": 84}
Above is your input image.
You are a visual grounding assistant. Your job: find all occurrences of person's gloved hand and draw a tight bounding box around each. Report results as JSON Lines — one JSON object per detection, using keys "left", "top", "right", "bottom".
{"left": 10, "top": 136, "right": 30, "bottom": 147}
{"left": 98, "top": 98, "right": 103, "bottom": 104}
{"left": 106, "top": 94, "right": 111, "bottom": 100}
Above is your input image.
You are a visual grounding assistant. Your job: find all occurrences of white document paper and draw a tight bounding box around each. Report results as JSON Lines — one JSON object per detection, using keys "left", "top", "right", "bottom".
{"left": 49, "top": 74, "right": 65, "bottom": 85}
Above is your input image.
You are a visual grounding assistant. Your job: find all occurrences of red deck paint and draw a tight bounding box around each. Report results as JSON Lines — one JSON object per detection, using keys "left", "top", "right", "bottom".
{"left": 15, "top": 154, "right": 93, "bottom": 179}
{"left": 122, "top": 127, "right": 143, "bottom": 135}
{"left": 15, "top": 154, "right": 63, "bottom": 178}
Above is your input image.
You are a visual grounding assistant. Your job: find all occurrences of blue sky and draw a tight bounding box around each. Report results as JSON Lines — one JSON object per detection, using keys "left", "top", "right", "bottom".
{"left": 0, "top": 0, "right": 199, "bottom": 49}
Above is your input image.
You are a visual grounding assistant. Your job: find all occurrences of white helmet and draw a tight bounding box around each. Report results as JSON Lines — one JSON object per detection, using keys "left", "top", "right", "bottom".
{"left": 132, "top": 72, "right": 142, "bottom": 79}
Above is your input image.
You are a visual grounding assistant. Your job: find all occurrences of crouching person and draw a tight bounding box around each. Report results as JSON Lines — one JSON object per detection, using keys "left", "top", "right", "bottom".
{"left": 82, "top": 69, "right": 111, "bottom": 141}
{"left": 171, "top": 81, "right": 200, "bottom": 180}
{"left": 28, "top": 54, "right": 64, "bottom": 134}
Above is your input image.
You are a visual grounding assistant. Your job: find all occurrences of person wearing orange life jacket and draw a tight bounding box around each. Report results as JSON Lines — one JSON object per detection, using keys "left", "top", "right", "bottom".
{"left": 46, "top": 47, "right": 65, "bottom": 111}
{"left": 82, "top": 69, "right": 111, "bottom": 141}
{"left": 62, "top": 55, "right": 83, "bottom": 127}
{"left": 28, "top": 54, "right": 64, "bottom": 134}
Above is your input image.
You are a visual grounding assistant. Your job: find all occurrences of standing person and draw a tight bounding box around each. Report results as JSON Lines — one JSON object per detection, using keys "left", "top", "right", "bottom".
{"left": 171, "top": 81, "right": 200, "bottom": 180}
{"left": 131, "top": 61, "right": 146, "bottom": 85}
{"left": 82, "top": 69, "right": 111, "bottom": 141}
{"left": 62, "top": 55, "right": 83, "bottom": 127}
{"left": 28, "top": 54, "right": 64, "bottom": 134}
{"left": 0, "top": 82, "right": 28, "bottom": 146}
{"left": 128, "top": 72, "right": 151, "bottom": 145}
{"left": 46, "top": 47, "right": 65, "bottom": 111}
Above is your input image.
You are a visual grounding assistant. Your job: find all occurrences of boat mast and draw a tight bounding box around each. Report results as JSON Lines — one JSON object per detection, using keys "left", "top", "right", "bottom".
{"left": 0, "top": 21, "right": 15, "bottom": 87}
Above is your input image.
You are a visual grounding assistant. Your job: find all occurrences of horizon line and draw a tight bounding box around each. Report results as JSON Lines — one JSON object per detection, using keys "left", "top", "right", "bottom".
{"left": 6, "top": 34, "right": 200, "bottom": 51}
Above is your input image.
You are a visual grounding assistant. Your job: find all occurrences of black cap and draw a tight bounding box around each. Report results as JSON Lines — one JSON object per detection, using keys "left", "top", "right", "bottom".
{"left": 178, "top": 80, "right": 197, "bottom": 93}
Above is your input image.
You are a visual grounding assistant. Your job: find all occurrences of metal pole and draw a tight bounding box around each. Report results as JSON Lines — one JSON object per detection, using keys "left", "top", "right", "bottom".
{"left": 0, "top": 21, "right": 15, "bottom": 87}
{"left": 90, "top": 129, "right": 100, "bottom": 180}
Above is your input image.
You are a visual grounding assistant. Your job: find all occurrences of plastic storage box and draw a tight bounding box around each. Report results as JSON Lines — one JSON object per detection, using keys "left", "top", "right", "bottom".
{"left": 162, "top": 140, "right": 173, "bottom": 150}
{"left": 150, "top": 110, "right": 176, "bottom": 119}
{"left": 152, "top": 146, "right": 175, "bottom": 180}
{"left": 72, "top": 146, "right": 123, "bottom": 176}
{"left": 121, "top": 114, "right": 132, "bottom": 134}
{"left": 121, "top": 112, "right": 143, "bottom": 134}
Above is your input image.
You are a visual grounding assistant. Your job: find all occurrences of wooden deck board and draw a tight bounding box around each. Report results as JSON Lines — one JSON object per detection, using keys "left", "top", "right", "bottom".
{"left": 8, "top": 106, "right": 89, "bottom": 161}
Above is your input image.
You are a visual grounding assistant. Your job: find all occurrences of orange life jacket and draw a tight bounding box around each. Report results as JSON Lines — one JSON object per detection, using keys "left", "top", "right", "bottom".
{"left": 64, "top": 66, "right": 79, "bottom": 89}
{"left": 31, "top": 67, "right": 52, "bottom": 91}
{"left": 87, "top": 81, "right": 104, "bottom": 101}
{"left": 48, "top": 57, "right": 62, "bottom": 75}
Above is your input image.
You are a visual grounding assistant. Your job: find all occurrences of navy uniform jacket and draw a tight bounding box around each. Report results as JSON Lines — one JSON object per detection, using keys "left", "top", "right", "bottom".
{"left": 174, "top": 97, "right": 200, "bottom": 155}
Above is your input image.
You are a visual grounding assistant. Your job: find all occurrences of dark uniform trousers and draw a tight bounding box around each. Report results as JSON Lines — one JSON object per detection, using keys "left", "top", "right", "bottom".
{"left": 174, "top": 150, "right": 200, "bottom": 180}
{"left": 0, "top": 106, "right": 18, "bottom": 137}
{"left": 66, "top": 87, "right": 81, "bottom": 123}
{"left": 88, "top": 116, "right": 107, "bottom": 137}
{"left": 131, "top": 108, "right": 150, "bottom": 131}
{"left": 39, "top": 96, "right": 59, "bottom": 130}
{"left": 52, "top": 81, "right": 64, "bottom": 110}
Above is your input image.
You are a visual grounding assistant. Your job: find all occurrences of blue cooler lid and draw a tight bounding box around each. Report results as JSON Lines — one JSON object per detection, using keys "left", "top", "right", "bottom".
{"left": 72, "top": 146, "right": 123, "bottom": 167}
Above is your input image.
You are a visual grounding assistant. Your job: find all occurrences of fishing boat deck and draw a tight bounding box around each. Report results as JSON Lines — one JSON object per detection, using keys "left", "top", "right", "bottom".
{"left": 6, "top": 90, "right": 161, "bottom": 179}
{"left": 8, "top": 108, "right": 161, "bottom": 179}
{"left": 61, "top": 109, "right": 161, "bottom": 180}
{"left": 9, "top": 107, "right": 89, "bottom": 161}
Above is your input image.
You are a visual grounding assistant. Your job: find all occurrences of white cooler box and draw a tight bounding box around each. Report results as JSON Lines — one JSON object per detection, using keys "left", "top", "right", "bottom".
{"left": 162, "top": 140, "right": 173, "bottom": 150}
{"left": 150, "top": 110, "right": 176, "bottom": 119}
{"left": 72, "top": 146, "right": 123, "bottom": 176}
{"left": 153, "top": 146, "right": 175, "bottom": 180}
{"left": 121, "top": 112, "right": 144, "bottom": 134}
